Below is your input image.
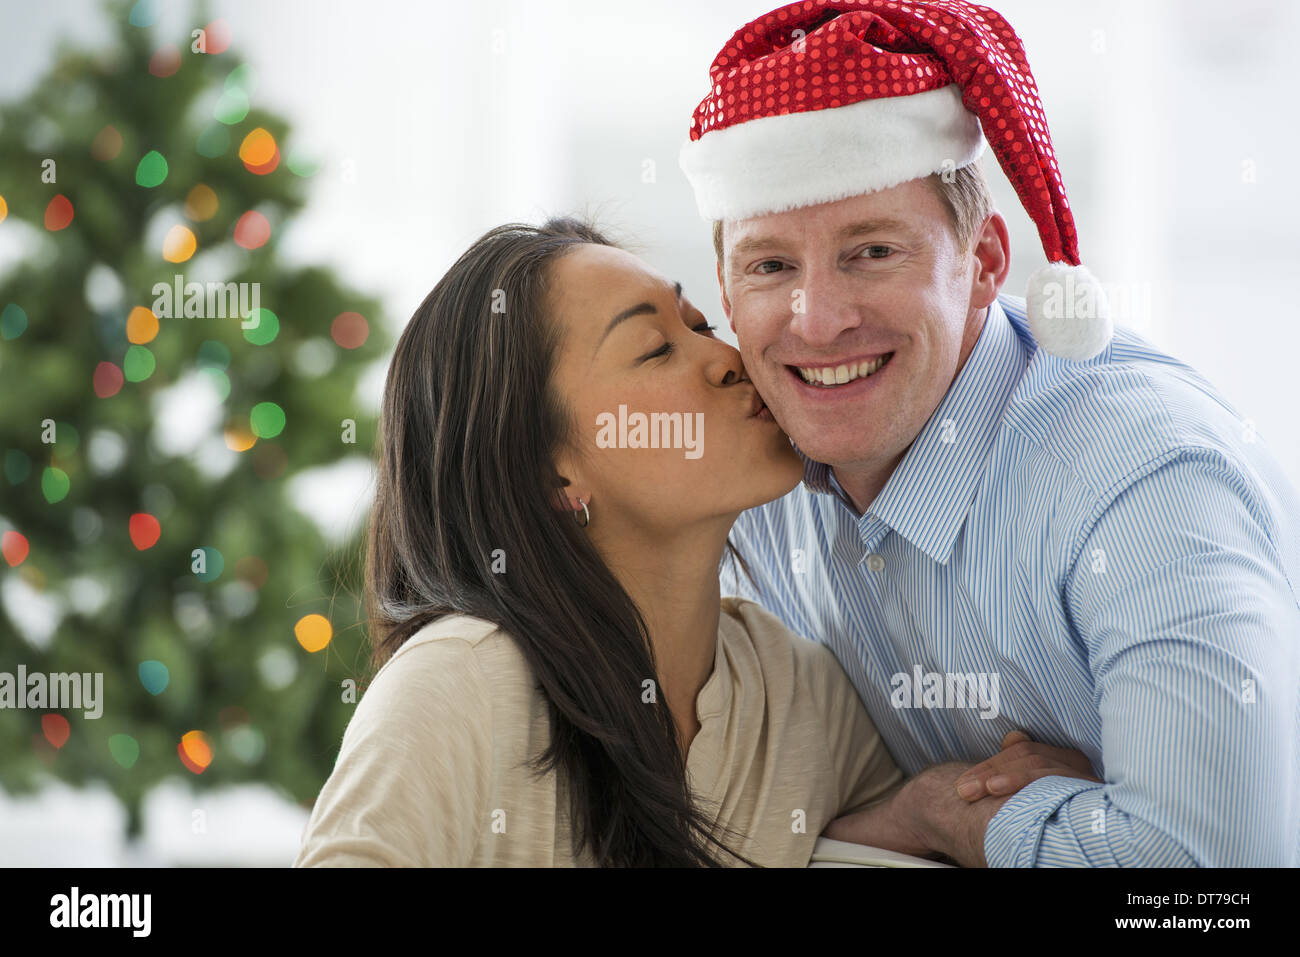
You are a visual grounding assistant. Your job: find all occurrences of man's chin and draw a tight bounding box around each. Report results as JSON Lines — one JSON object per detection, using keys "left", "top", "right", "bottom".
{"left": 759, "top": 384, "right": 899, "bottom": 467}
{"left": 820, "top": 452, "right": 883, "bottom": 473}
{"left": 784, "top": 431, "right": 886, "bottom": 470}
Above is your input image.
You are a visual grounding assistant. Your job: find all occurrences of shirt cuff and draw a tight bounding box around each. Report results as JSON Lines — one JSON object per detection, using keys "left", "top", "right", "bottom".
{"left": 983, "top": 775, "right": 1101, "bottom": 867}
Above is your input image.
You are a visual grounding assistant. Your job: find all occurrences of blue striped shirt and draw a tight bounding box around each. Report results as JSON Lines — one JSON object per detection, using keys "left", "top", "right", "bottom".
{"left": 721, "top": 295, "right": 1300, "bottom": 866}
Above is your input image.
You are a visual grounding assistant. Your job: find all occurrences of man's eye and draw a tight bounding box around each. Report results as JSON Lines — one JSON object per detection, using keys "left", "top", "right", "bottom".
{"left": 862, "top": 245, "right": 893, "bottom": 259}
{"left": 754, "top": 260, "right": 785, "bottom": 274}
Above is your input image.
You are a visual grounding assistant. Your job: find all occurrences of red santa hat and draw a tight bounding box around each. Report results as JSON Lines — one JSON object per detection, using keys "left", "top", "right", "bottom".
{"left": 679, "top": 0, "right": 1111, "bottom": 362}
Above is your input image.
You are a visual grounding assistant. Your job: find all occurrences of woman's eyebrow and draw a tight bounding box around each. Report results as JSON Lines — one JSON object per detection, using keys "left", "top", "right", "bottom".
{"left": 594, "top": 280, "right": 682, "bottom": 355}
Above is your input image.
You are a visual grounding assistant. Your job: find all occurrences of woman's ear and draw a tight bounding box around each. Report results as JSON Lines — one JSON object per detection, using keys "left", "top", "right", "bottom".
{"left": 547, "top": 451, "right": 592, "bottom": 514}
{"left": 549, "top": 478, "right": 591, "bottom": 514}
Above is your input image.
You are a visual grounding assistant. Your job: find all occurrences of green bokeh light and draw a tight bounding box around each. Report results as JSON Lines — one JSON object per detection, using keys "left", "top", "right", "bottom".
{"left": 135, "top": 150, "right": 168, "bottom": 187}
{"left": 196, "top": 124, "right": 230, "bottom": 158}
{"left": 1, "top": 303, "right": 28, "bottom": 339}
{"left": 214, "top": 89, "right": 249, "bottom": 125}
{"left": 249, "top": 401, "right": 285, "bottom": 438}
{"left": 197, "top": 339, "right": 231, "bottom": 369}
{"left": 192, "top": 545, "right": 225, "bottom": 582}
{"left": 123, "top": 345, "right": 156, "bottom": 382}
{"left": 42, "top": 466, "right": 70, "bottom": 503}
{"left": 242, "top": 307, "right": 279, "bottom": 345}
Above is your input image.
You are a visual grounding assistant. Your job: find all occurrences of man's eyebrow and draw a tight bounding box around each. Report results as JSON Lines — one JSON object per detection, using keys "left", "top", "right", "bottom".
{"left": 728, "top": 219, "right": 914, "bottom": 262}
{"left": 595, "top": 280, "right": 682, "bottom": 354}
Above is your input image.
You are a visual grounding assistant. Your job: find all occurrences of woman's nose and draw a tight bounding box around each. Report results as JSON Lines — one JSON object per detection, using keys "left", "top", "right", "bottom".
{"left": 710, "top": 343, "right": 745, "bottom": 387}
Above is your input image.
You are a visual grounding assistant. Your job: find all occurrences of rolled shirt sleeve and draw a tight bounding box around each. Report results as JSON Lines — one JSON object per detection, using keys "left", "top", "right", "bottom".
{"left": 985, "top": 449, "right": 1300, "bottom": 866}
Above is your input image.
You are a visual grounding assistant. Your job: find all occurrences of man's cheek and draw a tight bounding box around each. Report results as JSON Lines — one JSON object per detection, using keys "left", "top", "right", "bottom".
{"left": 738, "top": 343, "right": 769, "bottom": 384}
{"left": 732, "top": 309, "right": 778, "bottom": 359}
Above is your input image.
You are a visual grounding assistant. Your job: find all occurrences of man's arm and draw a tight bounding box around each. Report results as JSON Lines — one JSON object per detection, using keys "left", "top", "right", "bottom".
{"left": 825, "top": 735, "right": 1102, "bottom": 866}
{"left": 984, "top": 450, "right": 1299, "bottom": 866}
{"left": 824, "top": 762, "right": 1006, "bottom": 863}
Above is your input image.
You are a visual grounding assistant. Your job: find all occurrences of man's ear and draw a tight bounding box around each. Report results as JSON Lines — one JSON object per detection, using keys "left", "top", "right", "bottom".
{"left": 969, "top": 211, "right": 1011, "bottom": 311}
{"left": 717, "top": 259, "right": 736, "bottom": 336}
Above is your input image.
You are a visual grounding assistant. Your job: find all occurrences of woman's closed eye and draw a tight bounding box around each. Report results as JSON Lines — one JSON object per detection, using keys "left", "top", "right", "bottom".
{"left": 639, "top": 321, "right": 717, "bottom": 362}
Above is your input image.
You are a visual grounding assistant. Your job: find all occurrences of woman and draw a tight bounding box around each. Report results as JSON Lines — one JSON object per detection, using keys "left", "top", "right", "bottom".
{"left": 294, "top": 217, "right": 1094, "bottom": 867}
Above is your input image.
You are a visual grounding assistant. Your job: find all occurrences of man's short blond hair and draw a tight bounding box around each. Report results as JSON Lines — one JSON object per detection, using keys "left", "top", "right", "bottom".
{"left": 711, "top": 161, "right": 994, "bottom": 269}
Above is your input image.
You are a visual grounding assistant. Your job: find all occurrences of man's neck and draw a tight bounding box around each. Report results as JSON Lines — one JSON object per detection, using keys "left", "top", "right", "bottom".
{"left": 831, "top": 446, "right": 908, "bottom": 517}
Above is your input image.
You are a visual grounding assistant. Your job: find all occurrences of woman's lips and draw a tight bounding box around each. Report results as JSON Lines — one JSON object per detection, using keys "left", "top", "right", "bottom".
{"left": 745, "top": 389, "right": 777, "bottom": 421}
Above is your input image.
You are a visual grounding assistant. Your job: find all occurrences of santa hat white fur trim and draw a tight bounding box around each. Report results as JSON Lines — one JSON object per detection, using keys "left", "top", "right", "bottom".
{"left": 678, "top": 84, "right": 986, "bottom": 222}
{"left": 1025, "top": 262, "right": 1112, "bottom": 362}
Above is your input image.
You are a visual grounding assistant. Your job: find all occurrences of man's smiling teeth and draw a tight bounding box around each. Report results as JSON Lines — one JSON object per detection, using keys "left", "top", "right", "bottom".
{"left": 795, "top": 353, "right": 892, "bottom": 386}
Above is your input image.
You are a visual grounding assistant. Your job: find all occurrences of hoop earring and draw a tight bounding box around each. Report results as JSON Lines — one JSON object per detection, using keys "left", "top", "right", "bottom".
{"left": 573, "top": 496, "right": 590, "bottom": 528}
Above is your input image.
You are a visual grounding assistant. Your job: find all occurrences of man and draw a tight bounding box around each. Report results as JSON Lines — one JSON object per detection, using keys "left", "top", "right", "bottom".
{"left": 680, "top": 0, "right": 1300, "bottom": 866}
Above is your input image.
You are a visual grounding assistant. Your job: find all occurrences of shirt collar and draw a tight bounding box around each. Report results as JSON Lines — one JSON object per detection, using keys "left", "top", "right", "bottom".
{"left": 794, "top": 296, "right": 1030, "bottom": 564}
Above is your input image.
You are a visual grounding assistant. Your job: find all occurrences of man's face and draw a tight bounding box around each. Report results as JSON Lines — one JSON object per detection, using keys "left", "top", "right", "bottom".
{"left": 718, "top": 177, "right": 986, "bottom": 476}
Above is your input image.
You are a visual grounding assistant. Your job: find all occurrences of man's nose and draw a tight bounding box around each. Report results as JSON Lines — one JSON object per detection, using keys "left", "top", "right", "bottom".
{"left": 787, "top": 267, "right": 862, "bottom": 347}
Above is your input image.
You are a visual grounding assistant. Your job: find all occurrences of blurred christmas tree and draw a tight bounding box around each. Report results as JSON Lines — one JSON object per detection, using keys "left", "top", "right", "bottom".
{"left": 0, "top": 0, "right": 387, "bottom": 841}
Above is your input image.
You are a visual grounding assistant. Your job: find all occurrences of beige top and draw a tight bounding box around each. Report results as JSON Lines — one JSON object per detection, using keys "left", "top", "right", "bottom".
{"left": 294, "top": 596, "right": 902, "bottom": 867}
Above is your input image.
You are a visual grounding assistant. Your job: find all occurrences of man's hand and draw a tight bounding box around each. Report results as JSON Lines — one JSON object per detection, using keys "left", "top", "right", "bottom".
{"left": 822, "top": 732, "right": 1104, "bottom": 866}
{"left": 953, "top": 731, "right": 1101, "bottom": 801}
{"left": 821, "top": 763, "right": 1010, "bottom": 865}
{"left": 820, "top": 780, "right": 934, "bottom": 859}
{"left": 901, "top": 762, "right": 1013, "bottom": 866}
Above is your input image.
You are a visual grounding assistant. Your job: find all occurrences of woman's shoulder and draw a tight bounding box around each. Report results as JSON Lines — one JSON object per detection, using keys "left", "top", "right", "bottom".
{"left": 370, "top": 612, "right": 538, "bottom": 703}
{"left": 719, "top": 595, "right": 846, "bottom": 685}
{"left": 393, "top": 611, "right": 506, "bottom": 655}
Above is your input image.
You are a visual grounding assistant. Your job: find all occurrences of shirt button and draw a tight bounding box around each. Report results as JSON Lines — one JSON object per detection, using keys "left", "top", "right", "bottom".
{"left": 865, "top": 553, "right": 885, "bottom": 571}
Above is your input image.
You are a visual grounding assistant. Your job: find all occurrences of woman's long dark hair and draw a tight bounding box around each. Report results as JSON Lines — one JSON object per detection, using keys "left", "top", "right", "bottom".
{"left": 365, "top": 216, "right": 758, "bottom": 867}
